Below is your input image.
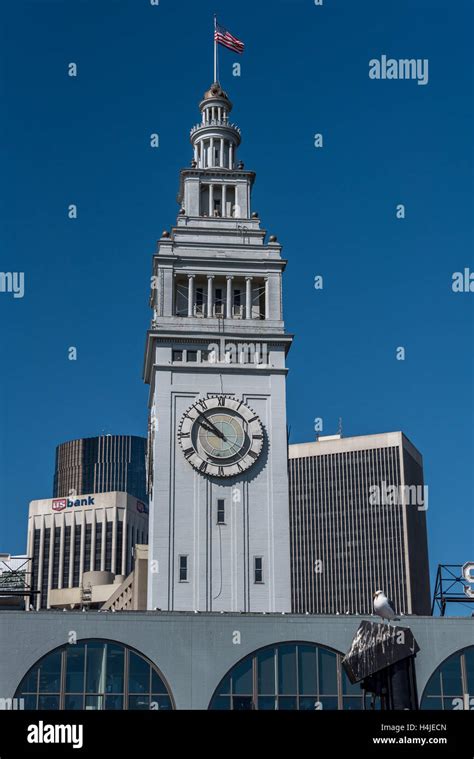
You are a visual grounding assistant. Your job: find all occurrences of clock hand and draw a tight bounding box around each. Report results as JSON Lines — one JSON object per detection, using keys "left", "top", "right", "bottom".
{"left": 197, "top": 412, "right": 226, "bottom": 441}
{"left": 200, "top": 421, "right": 224, "bottom": 436}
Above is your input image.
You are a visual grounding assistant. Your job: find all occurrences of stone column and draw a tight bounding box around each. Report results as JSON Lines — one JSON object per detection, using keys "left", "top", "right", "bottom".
{"left": 79, "top": 510, "right": 86, "bottom": 583}
{"left": 91, "top": 509, "right": 96, "bottom": 571}
{"left": 188, "top": 275, "right": 195, "bottom": 318}
{"left": 58, "top": 520, "right": 65, "bottom": 589}
{"left": 111, "top": 508, "right": 117, "bottom": 575}
{"left": 229, "top": 143, "right": 234, "bottom": 169}
{"left": 222, "top": 184, "right": 227, "bottom": 217}
{"left": 121, "top": 515, "right": 126, "bottom": 580}
{"left": 265, "top": 278, "right": 270, "bottom": 320}
{"left": 209, "top": 184, "right": 214, "bottom": 217}
{"left": 207, "top": 276, "right": 215, "bottom": 318}
{"left": 226, "top": 276, "right": 234, "bottom": 319}
{"left": 246, "top": 277, "right": 253, "bottom": 320}
{"left": 220, "top": 138, "right": 225, "bottom": 168}
{"left": 210, "top": 137, "right": 214, "bottom": 167}
{"left": 100, "top": 515, "right": 106, "bottom": 571}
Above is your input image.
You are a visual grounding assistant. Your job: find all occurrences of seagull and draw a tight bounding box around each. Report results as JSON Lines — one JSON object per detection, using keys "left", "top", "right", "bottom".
{"left": 373, "top": 590, "right": 397, "bottom": 624}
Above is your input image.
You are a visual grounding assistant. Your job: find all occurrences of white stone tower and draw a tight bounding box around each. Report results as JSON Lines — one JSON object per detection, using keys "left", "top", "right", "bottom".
{"left": 144, "top": 82, "right": 293, "bottom": 612}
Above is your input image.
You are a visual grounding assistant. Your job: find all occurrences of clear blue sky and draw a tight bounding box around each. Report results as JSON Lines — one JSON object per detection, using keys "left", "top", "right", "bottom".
{"left": 0, "top": 0, "right": 472, "bottom": 607}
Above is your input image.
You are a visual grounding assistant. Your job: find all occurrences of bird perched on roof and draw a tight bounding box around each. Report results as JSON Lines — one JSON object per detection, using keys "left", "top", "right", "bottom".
{"left": 373, "top": 590, "right": 397, "bottom": 624}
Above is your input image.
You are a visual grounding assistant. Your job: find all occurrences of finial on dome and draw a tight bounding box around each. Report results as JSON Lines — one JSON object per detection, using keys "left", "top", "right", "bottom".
{"left": 201, "top": 82, "right": 232, "bottom": 111}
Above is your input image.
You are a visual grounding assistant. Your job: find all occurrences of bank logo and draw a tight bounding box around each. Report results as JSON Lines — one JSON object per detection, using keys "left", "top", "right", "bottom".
{"left": 51, "top": 496, "right": 95, "bottom": 511}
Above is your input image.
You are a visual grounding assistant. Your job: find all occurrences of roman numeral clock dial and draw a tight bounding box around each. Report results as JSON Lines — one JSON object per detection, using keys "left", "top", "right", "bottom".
{"left": 178, "top": 397, "right": 264, "bottom": 478}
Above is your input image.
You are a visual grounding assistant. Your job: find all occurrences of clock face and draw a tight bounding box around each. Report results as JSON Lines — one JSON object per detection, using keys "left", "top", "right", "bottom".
{"left": 178, "top": 396, "right": 264, "bottom": 478}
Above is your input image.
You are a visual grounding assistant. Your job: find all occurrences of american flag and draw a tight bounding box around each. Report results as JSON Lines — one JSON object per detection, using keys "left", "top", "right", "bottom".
{"left": 215, "top": 22, "right": 245, "bottom": 55}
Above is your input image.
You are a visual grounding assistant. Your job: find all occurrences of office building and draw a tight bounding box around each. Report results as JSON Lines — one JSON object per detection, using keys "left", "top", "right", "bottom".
{"left": 53, "top": 435, "right": 148, "bottom": 504}
{"left": 289, "top": 432, "right": 431, "bottom": 616}
{"left": 27, "top": 492, "right": 149, "bottom": 609}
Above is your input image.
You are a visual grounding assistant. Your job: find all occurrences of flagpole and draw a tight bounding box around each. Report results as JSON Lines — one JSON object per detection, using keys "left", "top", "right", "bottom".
{"left": 214, "top": 14, "right": 218, "bottom": 82}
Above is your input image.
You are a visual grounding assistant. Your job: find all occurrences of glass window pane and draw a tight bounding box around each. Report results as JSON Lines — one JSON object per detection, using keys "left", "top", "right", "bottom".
{"left": 441, "top": 655, "right": 463, "bottom": 695}
{"left": 342, "top": 672, "right": 361, "bottom": 696}
{"left": 38, "top": 652, "right": 62, "bottom": 693}
{"left": 421, "top": 696, "right": 442, "bottom": 710}
{"left": 232, "top": 658, "right": 253, "bottom": 695}
{"left": 465, "top": 649, "right": 474, "bottom": 693}
{"left": 298, "top": 646, "right": 317, "bottom": 695}
{"left": 151, "top": 669, "right": 167, "bottom": 694}
{"left": 129, "top": 695, "right": 151, "bottom": 710}
{"left": 38, "top": 695, "right": 60, "bottom": 710}
{"left": 105, "top": 645, "right": 124, "bottom": 694}
{"left": 86, "top": 643, "right": 106, "bottom": 693}
{"left": 423, "top": 672, "right": 441, "bottom": 697}
{"left": 233, "top": 696, "right": 253, "bottom": 710}
{"left": 85, "top": 695, "right": 103, "bottom": 710}
{"left": 278, "top": 696, "right": 297, "bottom": 710}
{"left": 128, "top": 652, "right": 150, "bottom": 693}
{"left": 66, "top": 646, "right": 85, "bottom": 693}
{"left": 258, "top": 697, "right": 277, "bottom": 710}
{"left": 214, "top": 675, "right": 231, "bottom": 696}
{"left": 211, "top": 696, "right": 231, "bottom": 711}
{"left": 319, "top": 696, "right": 339, "bottom": 710}
{"left": 318, "top": 649, "right": 337, "bottom": 695}
{"left": 278, "top": 645, "right": 297, "bottom": 695}
{"left": 21, "top": 694, "right": 37, "bottom": 710}
{"left": 343, "top": 697, "right": 364, "bottom": 710}
{"left": 105, "top": 695, "right": 123, "bottom": 711}
{"left": 299, "top": 697, "right": 322, "bottom": 711}
{"left": 65, "top": 694, "right": 84, "bottom": 710}
{"left": 151, "top": 696, "right": 173, "bottom": 711}
{"left": 19, "top": 665, "right": 39, "bottom": 693}
{"left": 257, "top": 649, "right": 275, "bottom": 694}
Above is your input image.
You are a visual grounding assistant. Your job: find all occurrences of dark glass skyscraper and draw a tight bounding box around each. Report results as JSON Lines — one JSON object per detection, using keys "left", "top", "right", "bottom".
{"left": 53, "top": 436, "right": 148, "bottom": 504}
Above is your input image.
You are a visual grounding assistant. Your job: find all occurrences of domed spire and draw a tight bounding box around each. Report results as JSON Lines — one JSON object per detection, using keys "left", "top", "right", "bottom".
{"left": 190, "top": 82, "right": 241, "bottom": 172}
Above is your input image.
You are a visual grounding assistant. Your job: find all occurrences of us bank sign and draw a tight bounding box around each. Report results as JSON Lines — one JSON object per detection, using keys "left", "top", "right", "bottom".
{"left": 52, "top": 496, "right": 95, "bottom": 511}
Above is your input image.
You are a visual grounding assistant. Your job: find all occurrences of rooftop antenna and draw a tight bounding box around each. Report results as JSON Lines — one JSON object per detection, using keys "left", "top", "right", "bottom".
{"left": 338, "top": 417, "right": 343, "bottom": 437}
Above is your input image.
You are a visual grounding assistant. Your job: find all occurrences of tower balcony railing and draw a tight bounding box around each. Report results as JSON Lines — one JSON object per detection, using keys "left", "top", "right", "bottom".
{"left": 170, "top": 305, "right": 265, "bottom": 321}
{"left": 190, "top": 121, "right": 241, "bottom": 136}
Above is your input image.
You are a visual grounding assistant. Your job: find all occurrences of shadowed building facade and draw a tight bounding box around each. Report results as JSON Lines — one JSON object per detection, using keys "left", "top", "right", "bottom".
{"left": 289, "top": 433, "right": 431, "bottom": 616}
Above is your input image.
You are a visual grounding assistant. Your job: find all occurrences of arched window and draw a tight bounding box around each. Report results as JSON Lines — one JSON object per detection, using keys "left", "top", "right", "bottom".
{"left": 421, "top": 646, "right": 474, "bottom": 710}
{"left": 15, "top": 639, "right": 174, "bottom": 711}
{"left": 209, "top": 641, "right": 365, "bottom": 711}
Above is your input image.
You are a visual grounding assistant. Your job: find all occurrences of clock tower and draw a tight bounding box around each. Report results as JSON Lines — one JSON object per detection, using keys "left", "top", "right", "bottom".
{"left": 144, "top": 82, "right": 293, "bottom": 612}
